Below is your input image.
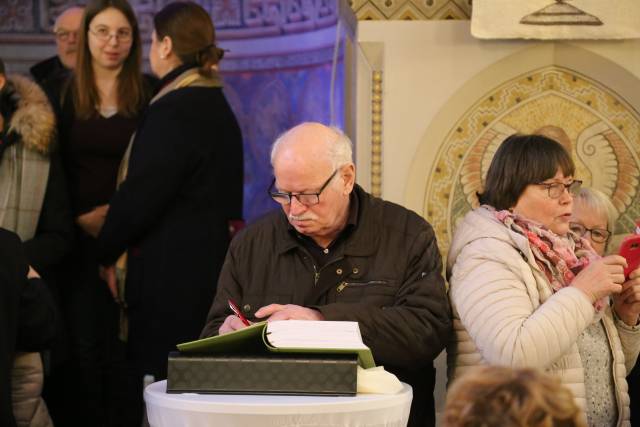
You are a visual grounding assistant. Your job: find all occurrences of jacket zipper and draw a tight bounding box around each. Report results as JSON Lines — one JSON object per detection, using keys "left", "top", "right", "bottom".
{"left": 336, "top": 280, "right": 389, "bottom": 293}
{"left": 300, "top": 248, "right": 344, "bottom": 286}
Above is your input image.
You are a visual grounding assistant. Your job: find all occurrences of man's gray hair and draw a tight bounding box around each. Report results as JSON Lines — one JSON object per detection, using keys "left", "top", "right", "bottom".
{"left": 270, "top": 123, "right": 353, "bottom": 170}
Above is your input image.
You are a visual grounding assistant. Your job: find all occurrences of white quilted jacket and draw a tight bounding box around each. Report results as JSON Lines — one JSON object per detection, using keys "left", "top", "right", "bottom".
{"left": 446, "top": 207, "right": 640, "bottom": 427}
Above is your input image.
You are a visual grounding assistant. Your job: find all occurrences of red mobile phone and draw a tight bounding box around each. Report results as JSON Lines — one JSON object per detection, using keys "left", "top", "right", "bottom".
{"left": 619, "top": 234, "right": 640, "bottom": 278}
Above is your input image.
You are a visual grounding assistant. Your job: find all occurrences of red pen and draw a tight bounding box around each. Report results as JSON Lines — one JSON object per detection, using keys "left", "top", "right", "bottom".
{"left": 228, "top": 299, "right": 251, "bottom": 326}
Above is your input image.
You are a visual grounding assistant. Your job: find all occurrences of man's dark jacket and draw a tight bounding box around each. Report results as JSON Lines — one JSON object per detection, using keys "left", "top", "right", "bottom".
{"left": 0, "top": 229, "right": 57, "bottom": 427}
{"left": 201, "top": 185, "right": 452, "bottom": 427}
{"left": 30, "top": 56, "right": 66, "bottom": 86}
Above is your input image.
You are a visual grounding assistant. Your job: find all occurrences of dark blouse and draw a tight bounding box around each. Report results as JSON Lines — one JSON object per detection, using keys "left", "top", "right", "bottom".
{"left": 46, "top": 74, "right": 157, "bottom": 216}
{"left": 63, "top": 113, "right": 138, "bottom": 215}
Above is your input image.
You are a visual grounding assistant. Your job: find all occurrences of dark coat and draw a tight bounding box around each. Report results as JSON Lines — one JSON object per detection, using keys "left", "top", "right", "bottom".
{"left": 97, "top": 76, "right": 244, "bottom": 380}
{"left": 201, "top": 185, "right": 452, "bottom": 427}
{"left": 30, "top": 56, "right": 67, "bottom": 86}
{"left": 0, "top": 229, "right": 57, "bottom": 427}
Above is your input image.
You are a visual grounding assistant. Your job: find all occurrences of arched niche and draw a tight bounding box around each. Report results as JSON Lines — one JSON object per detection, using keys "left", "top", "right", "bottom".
{"left": 406, "top": 43, "right": 640, "bottom": 258}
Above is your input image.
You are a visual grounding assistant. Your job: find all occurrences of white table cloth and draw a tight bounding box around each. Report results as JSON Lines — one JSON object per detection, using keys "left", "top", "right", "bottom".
{"left": 145, "top": 380, "right": 412, "bottom": 427}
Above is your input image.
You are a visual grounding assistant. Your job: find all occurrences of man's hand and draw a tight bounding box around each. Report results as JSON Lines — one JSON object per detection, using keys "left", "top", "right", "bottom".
{"left": 76, "top": 204, "right": 109, "bottom": 238}
{"left": 613, "top": 268, "right": 640, "bottom": 326}
{"left": 254, "top": 304, "right": 325, "bottom": 321}
{"left": 219, "top": 315, "right": 250, "bottom": 334}
{"left": 99, "top": 265, "right": 119, "bottom": 303}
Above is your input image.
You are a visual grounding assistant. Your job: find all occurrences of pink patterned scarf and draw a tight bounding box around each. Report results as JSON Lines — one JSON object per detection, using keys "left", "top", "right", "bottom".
{"left": 491, "top": 207, "right": 605, "bottom": 311}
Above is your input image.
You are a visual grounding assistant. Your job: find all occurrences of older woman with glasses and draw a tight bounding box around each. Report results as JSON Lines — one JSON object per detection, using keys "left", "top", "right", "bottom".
{"left": 447, "top": 134, "right": 640, "bottom": 427}
{"left": 571, "top": 188, "right": 640, "bottom": 426}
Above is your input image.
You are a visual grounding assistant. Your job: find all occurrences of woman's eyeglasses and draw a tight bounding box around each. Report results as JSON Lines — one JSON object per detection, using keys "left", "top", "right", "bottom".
{"left": 88, "top": 26, "right": 133, "bottom": 43}
{"left": 569, "top": 222, "right": 611, "bottom": 243}
{"left": 536, "top": 180, "right": 582, "bottom": 199}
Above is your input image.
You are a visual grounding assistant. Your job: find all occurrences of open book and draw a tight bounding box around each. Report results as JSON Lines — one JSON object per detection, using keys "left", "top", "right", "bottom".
{"left": 177, "top": 320, "right": 375, "bottom": 368}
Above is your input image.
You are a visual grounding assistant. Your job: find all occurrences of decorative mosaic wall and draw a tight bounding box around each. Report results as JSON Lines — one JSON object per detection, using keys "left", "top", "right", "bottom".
{"left": 350, "top": 0, "right": 470, "bottom": 21}
{"left": 0, "top": 0, "right": 467, "bottom": 37}
{"left": 425, "top": 65, "right": 640, "bottom": 256}
{"left": 0, "top": 0, "right": 339, "bottom": 37}
{"left": 0, "top": 0, "right": 345, "bottom": 223}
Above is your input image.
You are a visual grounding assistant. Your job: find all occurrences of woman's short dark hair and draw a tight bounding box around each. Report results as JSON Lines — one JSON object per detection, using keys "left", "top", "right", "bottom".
{"left": 478, "top": 134, "right": 575, "bottom": 210}
{"left": 0, "top": 58, "right": 5, "bottom": 75}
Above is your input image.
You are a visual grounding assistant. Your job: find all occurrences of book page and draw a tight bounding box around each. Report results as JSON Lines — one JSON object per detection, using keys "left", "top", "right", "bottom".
{"left": 265, "top": 320, "right": 369, "bottom": 350}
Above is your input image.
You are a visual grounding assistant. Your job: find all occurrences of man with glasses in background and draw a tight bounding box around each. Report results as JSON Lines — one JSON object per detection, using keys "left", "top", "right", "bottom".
{"left": 201, "top": 122, "right": 452, "bottom": 427}
{"left": 30, "top": 6, "right": 84, "bottom": 84}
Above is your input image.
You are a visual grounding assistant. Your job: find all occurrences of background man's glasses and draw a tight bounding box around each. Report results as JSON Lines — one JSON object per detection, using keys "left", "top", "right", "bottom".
{"left": 536, "top": 180, "right": 582, "bottom": 199}
{"left": 269, "top": 170, "right": 337, "bottom": 206}
{"left": 89, "top": 27, "right": 133, "bottom": 43}
{"left": 54, "top": 30, "right": 77, "bottom": 42}
{"left": 569, "top": 222, "right": 611, "bottom": 243}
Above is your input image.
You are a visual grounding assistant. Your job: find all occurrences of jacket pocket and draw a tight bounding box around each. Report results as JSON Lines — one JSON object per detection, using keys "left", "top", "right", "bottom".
{"left": 334, "top": 280, "right": 397, "bottom": 303}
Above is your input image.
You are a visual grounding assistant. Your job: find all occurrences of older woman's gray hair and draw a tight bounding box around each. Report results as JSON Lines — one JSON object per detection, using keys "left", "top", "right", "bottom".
{"left": 574, "top": 187, "right": 619, "bottom": 250}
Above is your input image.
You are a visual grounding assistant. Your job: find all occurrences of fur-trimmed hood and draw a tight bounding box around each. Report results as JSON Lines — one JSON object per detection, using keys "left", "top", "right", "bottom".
{"left": 5, "top": 74, "right": 56, "bottom": 154}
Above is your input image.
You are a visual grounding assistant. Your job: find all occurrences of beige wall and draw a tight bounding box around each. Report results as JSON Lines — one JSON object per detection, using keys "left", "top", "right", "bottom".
{"left": 353, "top": 19, "right": 640, "bottom": 422}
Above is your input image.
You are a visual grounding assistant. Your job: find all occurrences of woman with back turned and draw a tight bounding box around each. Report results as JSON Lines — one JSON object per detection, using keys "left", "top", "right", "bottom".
{"left": 96, "top": 1, "right": 243, "bottom": 420}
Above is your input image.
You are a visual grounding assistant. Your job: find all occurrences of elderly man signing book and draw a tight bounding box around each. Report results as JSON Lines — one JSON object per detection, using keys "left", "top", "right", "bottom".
{"left": 200, "top": 122, "right": 452, "bottom": 427}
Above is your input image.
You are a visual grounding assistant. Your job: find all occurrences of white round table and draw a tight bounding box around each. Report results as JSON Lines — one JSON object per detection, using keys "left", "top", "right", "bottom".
{"left": 145, "top": 380, "right": 412, "bottom": 427}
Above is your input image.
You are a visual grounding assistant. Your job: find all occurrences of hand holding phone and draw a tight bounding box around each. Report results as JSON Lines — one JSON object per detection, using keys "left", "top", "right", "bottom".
{"left": 619, "top": 234, "right": 640, "bottom": 279}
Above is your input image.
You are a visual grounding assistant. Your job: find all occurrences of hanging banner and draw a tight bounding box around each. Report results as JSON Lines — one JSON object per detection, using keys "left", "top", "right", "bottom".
{"left": 472, "top": 0, "right": 640, "bottom": 40}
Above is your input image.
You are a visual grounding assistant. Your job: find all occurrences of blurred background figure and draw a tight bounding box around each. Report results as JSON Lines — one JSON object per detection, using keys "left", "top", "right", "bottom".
{"left": 30, "top": 6, "right": 84, "bottom": 85}
{"left": 46, "top": 0, "right": 155, "bottom": 425}
{"left": 443, "top": 366, "right": 587, "bottom": 427}
{"left": 1, "top": 49, "right": 71, "bottom": 427}
{"left": 571, "top": 187, "right": 640, "bottom": 426}
{"left": 0, "top": 58, "right": 72, "bottom": 283}
{"left": 97, "top": 2, "right": 243, "bottom": 422}
{"left": 0, "top": 228, "right": 58, "bottom": 427}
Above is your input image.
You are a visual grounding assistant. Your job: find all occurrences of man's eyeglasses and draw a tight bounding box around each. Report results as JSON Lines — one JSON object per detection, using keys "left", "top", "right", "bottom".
{"left": 88, "top": 27, "right": 133, "bottom": 43}
{"left": 535, "top": 180, "right": 582, "bottom": 199}
{"left": 269, "top": 170, "right": 338, "bottom": 206}
{"left": 54, "top": 29, "right": 77, "bottom": 42}
{"left": 569, "top": 222, "right": 611, "bottom": 243}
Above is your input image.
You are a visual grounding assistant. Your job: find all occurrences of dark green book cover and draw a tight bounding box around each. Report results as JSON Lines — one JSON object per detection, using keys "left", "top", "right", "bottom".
{"left": 177, "top": 321, "right": 375, "bottom": 369}
{"left": 167, "top": 351, "right": 358, "bottom": 396}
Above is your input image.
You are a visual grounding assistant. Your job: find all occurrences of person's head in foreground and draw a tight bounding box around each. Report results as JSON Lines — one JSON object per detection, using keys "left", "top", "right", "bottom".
{"left": 269, "top": 122, "right": 356, "bottom": 248}
{"left": 570, "top": 187, "right": 617, "bottom": 256}
{"left": 443, "top": 366, "right": 586, "bottom": 427}
{"left": 478, "top": 133, "right": 580, "bottom": 235}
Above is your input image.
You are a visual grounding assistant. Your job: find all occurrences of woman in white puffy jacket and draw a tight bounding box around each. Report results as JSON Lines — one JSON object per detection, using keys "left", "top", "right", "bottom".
{"left": 447, "top": 134, "right": 640, "bottom": 427}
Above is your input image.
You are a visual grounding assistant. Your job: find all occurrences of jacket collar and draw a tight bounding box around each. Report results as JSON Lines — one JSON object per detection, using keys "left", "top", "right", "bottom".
{"left": 274, "top": 184, "right": 379, "bottom": 257}
{"left": 150, "top": 65, "right": 222, "bottom": 106}
{"left": 4, "top": 75, "right": 55, "bottom": 154}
